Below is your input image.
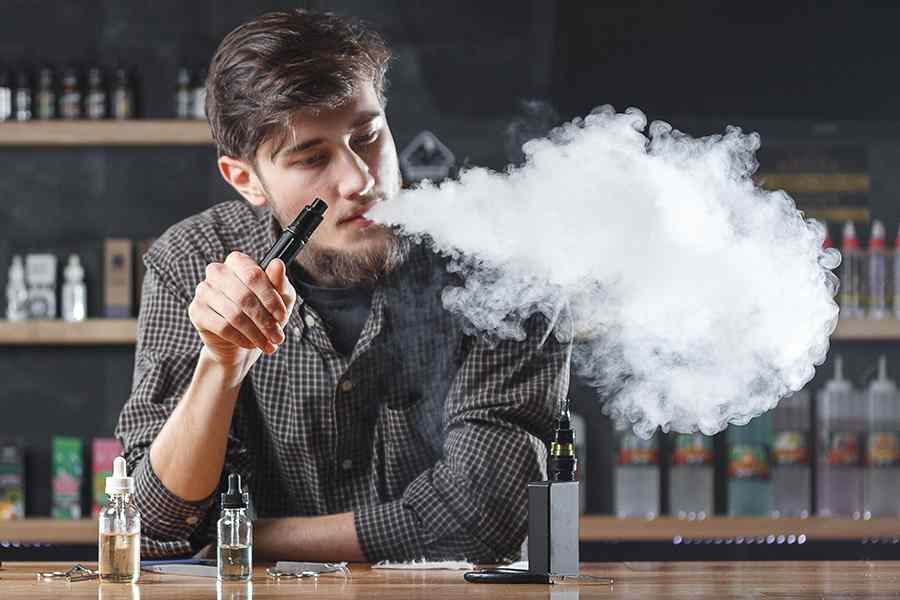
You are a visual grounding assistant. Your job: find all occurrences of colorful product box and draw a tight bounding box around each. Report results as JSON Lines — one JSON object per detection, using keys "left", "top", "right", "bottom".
{"left": 52, "top": 436, "right": 83, "bottom": 519}
{"left": 92, "top": 438, "right": 123, "bottom": 516}
{"left": 0, "top": 440, "right": 25, "bottom": 520}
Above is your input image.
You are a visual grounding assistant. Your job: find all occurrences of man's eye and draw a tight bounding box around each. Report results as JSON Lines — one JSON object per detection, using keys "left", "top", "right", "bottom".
{"left": 298, "top": 153, "right": 327, "bottom": 167}
{"left": 352, "top": 130, "right": 379, "bottom": 146}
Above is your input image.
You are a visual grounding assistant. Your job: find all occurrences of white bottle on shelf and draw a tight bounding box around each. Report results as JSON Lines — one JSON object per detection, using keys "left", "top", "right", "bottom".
{"left": 5, "top": 255, "right": 28, "bottom": 321}
{"left": 839, "top": 221, "right": 864, "bottom": 318}
{"left": 772, "top": 389, "right": 811, "bottom": 518}
{"left": 817, "top": 356, "right": 864, "bottom": 518}
{"left": 863, "top": 355, "right": 900, "bottom": 518}
{"left": 614, "top": 429, "right": 659, "bottom": 518}
{"left": 61, "top": 254, "right": 87, "bottom": 322}
{"left": 570, "top": 410, "right": 587, "bottom": 513}
{"left": 867, "top": 220, "right": 888, "bottom": 319}
{"left": 669, "top": 432, "right": 714, "bottom": 519}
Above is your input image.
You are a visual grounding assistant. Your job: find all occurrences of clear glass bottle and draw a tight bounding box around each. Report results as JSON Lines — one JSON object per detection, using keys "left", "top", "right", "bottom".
{"left": 62, "top": 254, "right": 87, "bottom": 322}
{"left": 98, "top": 457, "right": 140, "bottom": 583}
{"left": 863, "top": 355, "right": 900, "bottom": 518}
{"left": 772, "top": 389, "right": 811, "bottom": 518}
{"left": 111, "top": 67, "right": 134, "bottom": 120}
{"left": 669, "top": 432, "right": 714, "bottom": 520}
{"left": 218, "top": 473, "right": 252, "bottom": 581}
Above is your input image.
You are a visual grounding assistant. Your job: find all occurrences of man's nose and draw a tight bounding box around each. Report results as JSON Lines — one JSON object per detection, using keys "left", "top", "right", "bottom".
{"left": 336, "top": 148, "right": 375, "bottom": 202}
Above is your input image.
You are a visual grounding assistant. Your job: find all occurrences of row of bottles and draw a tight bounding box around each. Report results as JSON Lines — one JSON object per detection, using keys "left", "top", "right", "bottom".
{"left": 838, "top": 219, "right": 900, "bottom": 319}
{"left": 99, "top": 459, "right": 251, "bottom": 582}
{"left": 614, "top": 355, "right": 900, "bottom": 518}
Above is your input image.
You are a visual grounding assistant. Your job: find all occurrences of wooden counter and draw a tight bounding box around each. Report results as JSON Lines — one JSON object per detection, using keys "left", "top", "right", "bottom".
{"left": 2, "top": 561, "right": 900, "bottom": 598}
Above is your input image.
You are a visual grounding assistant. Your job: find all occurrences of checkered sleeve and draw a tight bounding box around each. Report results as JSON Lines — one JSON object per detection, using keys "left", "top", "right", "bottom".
{"left": 355, "top": 314, "right": 571, "bottom": 563}
{"left": 115, "top": 253, "right": 216, "bottom": 558}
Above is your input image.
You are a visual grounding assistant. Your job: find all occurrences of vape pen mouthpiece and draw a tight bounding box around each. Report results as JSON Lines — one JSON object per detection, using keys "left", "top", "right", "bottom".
{"left": 549, "top": 401, "right": 577, "bottom": 482}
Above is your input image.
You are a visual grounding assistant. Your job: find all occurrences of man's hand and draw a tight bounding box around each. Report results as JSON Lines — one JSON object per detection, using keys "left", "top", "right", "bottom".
{"left": 188, "top": 252, "right": 296, "bottom": 371}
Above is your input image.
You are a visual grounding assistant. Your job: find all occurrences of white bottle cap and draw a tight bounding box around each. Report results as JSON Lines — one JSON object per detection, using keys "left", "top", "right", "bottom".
{"left": 106, "top": 456, "right": 135, "bottom": 494}
{"left": 64, "top": 254, "right": 84, "bottom": 282}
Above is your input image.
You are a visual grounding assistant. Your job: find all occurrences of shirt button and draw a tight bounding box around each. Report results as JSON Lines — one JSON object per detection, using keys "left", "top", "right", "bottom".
{"left": 185, "top": 516, "right": 199, "bottom": 525}
{"left": 292, "top": 326, "right": 302, "bottom": 338}
{"left": 341, "top": 459, "right": 353, "bottom": 471}
{"left": 340, "top": 380, "right": 353, "bottom": 392}
{"left": 304, "top": 315, "right": 316, "bottom": 328}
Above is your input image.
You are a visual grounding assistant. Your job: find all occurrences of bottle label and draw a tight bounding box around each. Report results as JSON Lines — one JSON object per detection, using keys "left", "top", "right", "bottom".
{"left": 672, "top": 433, "right": 713, "bottom": 465}
{"left": 826, "top": 432, "right": 861, "bottom": 466}
{"left": 617, "top": 432, "right": 658, "bottom": 466}
{"left": 773, "top": 431, "right": 810, "bottom": 465}
{"left": 728, "top": 444, "right": 770, "bottom": 480}
{"left": 865, "top": 432, "right": 900, "bottom": 467}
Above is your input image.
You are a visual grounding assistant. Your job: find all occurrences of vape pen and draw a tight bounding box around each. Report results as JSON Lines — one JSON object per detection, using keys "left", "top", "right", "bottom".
{"left": 259, "top": 198, "right": 328, "bottom": 268}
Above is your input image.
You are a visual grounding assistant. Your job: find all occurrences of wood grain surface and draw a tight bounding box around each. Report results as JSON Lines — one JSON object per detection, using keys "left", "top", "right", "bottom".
{"left": 2, "top": 561, "right": 900, "bottom": 599}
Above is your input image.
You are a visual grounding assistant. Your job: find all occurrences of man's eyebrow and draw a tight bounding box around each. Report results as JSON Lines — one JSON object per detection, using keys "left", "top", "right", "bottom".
{"left": 271, "top": 138, "right": 323, "bottom": 163}
{"left": 351, "top": 111, "right": 382, "bottom": 129}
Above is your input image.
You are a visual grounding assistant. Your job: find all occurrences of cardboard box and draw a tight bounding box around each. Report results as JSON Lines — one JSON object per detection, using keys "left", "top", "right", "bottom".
{"left": 52, "top": 436, "right": 83, "bottom": 519}
{"left": 0, "top": 440, "right": 25, "bottom": 520}
{"left": 104, "top": 239, "right": 132, "bottom": 318}
{"left": 92, "top": 438, "right": 122, "bottom": 516}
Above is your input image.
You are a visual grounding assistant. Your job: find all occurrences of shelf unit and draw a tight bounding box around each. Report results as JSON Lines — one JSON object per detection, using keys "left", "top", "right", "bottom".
{"left": 2, "top": 516, "right": 899, "bottom": 545}
{"left": 0, "top": 120, "right": 212, "bottom": 146}
{"left": 0, "top": 319, "right": 137, "bottom": 345}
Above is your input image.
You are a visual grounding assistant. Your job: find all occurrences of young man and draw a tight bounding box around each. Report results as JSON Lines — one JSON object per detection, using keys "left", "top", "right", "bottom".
{"left": 117, "top": 9, "right": 571, "bottom": 562}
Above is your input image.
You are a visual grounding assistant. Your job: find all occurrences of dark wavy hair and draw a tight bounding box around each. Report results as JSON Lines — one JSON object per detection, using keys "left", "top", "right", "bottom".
{"left": 206, "top": 9, "right": 391, "bottom": 162}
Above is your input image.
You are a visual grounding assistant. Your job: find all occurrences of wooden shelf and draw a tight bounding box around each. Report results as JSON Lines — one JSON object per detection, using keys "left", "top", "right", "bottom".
{"left": 0, "top": 518, "right": 97, "bottom": 544}
{"left": 832, "top": 318, "right": 900, "bottom": 341}
{"left": 2, "top": 516, "right": 900, "bottom": 545}
{"left": 0, "top": 120, "right": 213, "bottom": 145}
{"left": 0, "top": 319, "right": 137, "bottom": 345}
{"left": 581, "top": 516, "right": 900, "bottom": 542}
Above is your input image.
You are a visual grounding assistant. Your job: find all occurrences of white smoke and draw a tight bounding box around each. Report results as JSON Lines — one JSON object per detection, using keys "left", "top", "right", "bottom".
{"left": 369, "top": 106, "right": 841, "bottom": 437}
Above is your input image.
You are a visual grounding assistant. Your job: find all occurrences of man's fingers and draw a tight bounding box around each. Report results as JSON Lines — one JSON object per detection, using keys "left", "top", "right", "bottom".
{"left": 265, "top": 259, "right": 297, "bottom": 315}
{"left": 225, "top": 251, "right": 288, "bottom": 320}
{"left": 188, "top": 298, "right": 257, "bottom": 350}
{"left": 195, "top": 281, "right": 277, "bottom": 353}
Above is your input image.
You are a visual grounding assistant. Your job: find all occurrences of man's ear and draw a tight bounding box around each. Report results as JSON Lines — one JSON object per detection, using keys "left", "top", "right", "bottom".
{"left": 218, "top": 156, "right": 268, "bottom": 207}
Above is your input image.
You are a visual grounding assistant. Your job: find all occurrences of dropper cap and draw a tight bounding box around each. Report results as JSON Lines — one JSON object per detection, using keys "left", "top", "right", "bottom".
{"left": 869, "top": 355, "right": 896, "bottom": 394}
{"left": 221, "top": 473, "right": 248, "bottom": 509}
{"left": 870, "top": 220, "right": 886, "bottom": 250}
{"left": 105, "top": 456, "right": 134, "bottom": 494}
{"left": 825, "top": 355, "right": 853, "bottom": 395}
{"left": 842, "top": 221, "right": 858, "bottom": 249}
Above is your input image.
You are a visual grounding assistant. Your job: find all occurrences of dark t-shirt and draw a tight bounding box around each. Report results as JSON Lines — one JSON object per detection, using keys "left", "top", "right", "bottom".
{"left": 290, "top": 265, "right": 373, "bottom": 357}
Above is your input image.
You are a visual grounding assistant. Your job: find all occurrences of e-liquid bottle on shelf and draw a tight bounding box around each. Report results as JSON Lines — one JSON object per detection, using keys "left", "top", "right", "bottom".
{"left": 111, "top": 67, "right": 134, "bottom": 119}
{"left": 817, "top": 355, "right": 864, "bottom": 518}
{"left": 614, "top": 430, "right": 659, "bottom": 518}
{"left": 192, "top": 69, "right": 207, "bottom": 119}
{"left": 14, "top": 70, "right": 32, "bottom": 121}
{"left": 0, "top": 69, "right": 12, "bottom": 121}
{"left": 669, "top": 432, "right": 714, "bottom": 520}
{"left": 175, "top": 66, "right": 192, "bottom": 118}
{"left": 59, "top": 67, "right": 82, "bottom": 119}
{"left": 867, "top": 220, "right": 888, "bottom": 319}
{"left": 218, "top": 473, "right": 252, "bottom": 581}
{"left": 98, "top": 457, "right": 140, "bottom": 583}
{"left": 772, "top": 389, "right": 811, "bottom": 518}
{"left": 36, "top": 66, "right": 56, "bottom": 119}
{"left": 839, "top": 221, "right": 864, "bottom": 318}
{"left": 85, "top": 66, "right": 107, "bottom": 120}
{"left": 727, "top": 412, "right": 773, "bottom": 516}
{"left": 863, "top": 355, "right": 900, "bottom": 518}
{"left": 62, "top": 254, "right": 87, "bottom": 322}
{"left": 893, "top": 224, "right": 900, "bottom": 320}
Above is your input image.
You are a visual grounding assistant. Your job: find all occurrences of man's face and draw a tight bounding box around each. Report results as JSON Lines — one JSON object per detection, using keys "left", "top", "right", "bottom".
{"left": 236, "top": 81, "right": 403, "bottom": 285}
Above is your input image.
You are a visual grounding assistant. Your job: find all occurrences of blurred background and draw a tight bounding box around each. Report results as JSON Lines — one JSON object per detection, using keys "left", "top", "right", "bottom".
{"left": 3, "top": 0, "right": 900, "bottom": 561}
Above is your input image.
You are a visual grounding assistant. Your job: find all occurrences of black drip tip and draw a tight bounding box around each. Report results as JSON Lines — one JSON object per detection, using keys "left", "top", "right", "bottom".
{"left": 221, "top": 472, "right": 247, "bottom": 509}
{"left": 549, "top": 400, "right": 577, "bottom": 482}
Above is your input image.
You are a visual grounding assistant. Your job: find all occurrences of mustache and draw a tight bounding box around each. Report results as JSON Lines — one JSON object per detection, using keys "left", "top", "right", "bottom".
{"left": 336, "top": 191, "right": 390, "bottom": 222}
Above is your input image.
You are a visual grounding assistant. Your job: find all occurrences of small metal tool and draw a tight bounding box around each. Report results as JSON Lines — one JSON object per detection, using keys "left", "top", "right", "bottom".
{"left": 266, "top": 561, "right": 350, "bottom": 579}
{"left": 36, "top": 563, "right": 98, "bottom": 582}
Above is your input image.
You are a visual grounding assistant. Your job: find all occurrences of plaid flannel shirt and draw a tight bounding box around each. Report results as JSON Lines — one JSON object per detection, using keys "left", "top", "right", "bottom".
{"left": 116, "top": 200, "right": 571, "bottom": 562}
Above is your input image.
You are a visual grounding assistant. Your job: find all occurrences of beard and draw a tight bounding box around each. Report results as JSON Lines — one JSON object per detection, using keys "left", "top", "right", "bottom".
{"left": 297, "top": 226, "right": 411, "bottom": 287}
